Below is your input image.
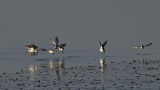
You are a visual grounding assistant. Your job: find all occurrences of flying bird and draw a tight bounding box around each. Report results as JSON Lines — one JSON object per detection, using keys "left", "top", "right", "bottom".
{"left": 50, "top": 36, "right": 67, "bottom": 53}
{"left": 133, "top": 42, "right": 152, "bottom": 49}
{"left": 58, "top": 44, "right": 66, "bottom": 53}
{"left": 99, "top": 40, "right": 107, "bottom": 54}
{"left": 40, "top": 48, "right": 56, "bottom": 55}
{"left": 50, "top": 36, "right": 59, "bottom": 49}
{"left": 25, "top": 44, "right": 39, "bottom": 53}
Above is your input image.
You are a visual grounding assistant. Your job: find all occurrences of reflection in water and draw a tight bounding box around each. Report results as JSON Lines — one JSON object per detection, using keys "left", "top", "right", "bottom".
{"left": 53, "top": 58, "right": 65, "bottom": 80}
{"left": 49, "top": 60, "right": 54, "bottom": 69}
{"left": 26, "top": 52, "right": 38, "bottom": 56}
{"left": 59, "top": 58, "right": 65, "bottom": 77}
{"left": 54, "top": 68, "right": 60, "bottom": 80}
{"left": 48, "top": 58, "right": 65, "bottom": 69}
{"left": 100, "top": 58, "right": 105, "bottom": 68}
{"left": 136, "top": 53, "right": 145, "bottom": 56}
{"left": 28, "top": 65, "right": 37, "bottom": 80}
{"left": 99, "top": 57, "right": 105, "bottom": 87}
{"left": 48, "top": 58, "right": 65, "bottom": 80}
{"left": 133, "top": 58, "right": 145, "bottom": 63}
{"left": 59, "top": 58, "right": 64, "bottom": 69}
{"left": 100, "top": 57, "right": 105, "bottom": 76}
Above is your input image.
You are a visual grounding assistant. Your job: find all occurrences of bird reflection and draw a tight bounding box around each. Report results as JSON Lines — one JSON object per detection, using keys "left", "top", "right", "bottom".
{"left": 100, "top": 58, "right": 105, "bottom": 68}
{"left": 59, "top": 58, "right": 65, "bottom": 77}
{"left": 59, "top": 58, "right": 64, "bottom": 69}
{"left": 52, "top": 58, "right": 65, "bottom": 80}
{"left": 133, "top": 58, "right": 145, "bottom": 63}
{"left": 54, "top": 68, "right": 61, "bottom": 80}
{"left": 28, "top": 65, "right": 37, "bottom": 80}
{"left": 49, "top": 60, "right": 54, "bottom": 69}
{"left": 26, "top": 52, "right": 38, "bottom": 56}
{"left": 100, "top": 57, "right": 105, "bottom": 76}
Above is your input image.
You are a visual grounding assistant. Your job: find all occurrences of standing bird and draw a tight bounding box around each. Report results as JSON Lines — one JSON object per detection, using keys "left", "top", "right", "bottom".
{"left": 25, "top": 44, "right": 39, "bottom": 53}
{"left": 99, "top": 40, "right": 107, "bottom": 55}
{"left": 50, "top": 36, "right": 59, "bottom": 49}
{"left": 40, "top": 48, "right": 56, "bottom": 55}
{"left": 133, "top": 42, "right": 152, "bottom": 49}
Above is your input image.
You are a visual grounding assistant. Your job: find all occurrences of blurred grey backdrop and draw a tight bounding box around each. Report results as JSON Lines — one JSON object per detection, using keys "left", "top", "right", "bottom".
{"left": 0, "top": 0, "right": 160, "bottom": 52}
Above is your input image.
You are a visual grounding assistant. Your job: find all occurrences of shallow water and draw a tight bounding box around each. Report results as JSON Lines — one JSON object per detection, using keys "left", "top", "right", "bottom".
{"left": 0, "top": 48, "right": 160, "bottom": 89}
{"left": 0, "top": 0, "right": 160, "bottom": 89}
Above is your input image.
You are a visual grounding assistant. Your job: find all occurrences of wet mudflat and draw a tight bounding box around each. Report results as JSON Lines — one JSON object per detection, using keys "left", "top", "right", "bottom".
{"left": 0, "top": 55, "right": 160, "bottom": 90}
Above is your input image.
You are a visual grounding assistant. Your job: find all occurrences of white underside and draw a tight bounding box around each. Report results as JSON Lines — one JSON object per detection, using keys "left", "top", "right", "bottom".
{"left": 49, "top": 50, "right": 54, "bottom": 54}
{"left": 100, "top": 46, "right": 104, "bottom": 52}
{"left": 59, "top": 47, "right": 63, "bottom": 51}
{"left": 28, "top": 48, "right": 38, "bottom": 53}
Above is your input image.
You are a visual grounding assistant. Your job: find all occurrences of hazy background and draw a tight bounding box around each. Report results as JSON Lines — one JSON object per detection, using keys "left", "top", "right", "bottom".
{"left": 0, "top": 0, "right": 160, "bottom": 53}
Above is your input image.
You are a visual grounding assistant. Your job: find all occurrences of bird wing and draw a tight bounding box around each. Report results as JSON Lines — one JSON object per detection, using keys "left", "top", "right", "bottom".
{"left": 25, "top": 45, "right": 31, "bottom": 48}
{"left": 99, "top": 41, "right": 102, "bottom": 46}
{"left": 55, "top": 36, "right": 59, "bottom": 45}
{"left": 144, "top": 42, "right": 152, "bottom": 47}
{"left": 102, "top": 40, "right": 107, "bottom": 47}
{"left": 40, "top": 48, "right": 48, "bottom": 51}
{"left": 52, "top": 47, "right": 57, "bottom": 51}
{"left": 33, "top": 45, "right": 38, "bottom": 49}
{"left": 59, "top": 44, "right": 66, "bottom": 48}
{"left": 50, "top": 38, "right": 56, "bottom": 46}
{"left": 25, "top": 44, "right": 37, "bottom": 49}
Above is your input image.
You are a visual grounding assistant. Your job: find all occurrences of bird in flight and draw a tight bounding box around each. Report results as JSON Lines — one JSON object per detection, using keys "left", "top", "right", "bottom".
{"left": 133, "top": 42, "right": 152, "bottom": 49}
{"left": 25, "top": 44, "right": 39, "bottom": 53}
{"left": 58, "top": 44, "right": 66, "bottom": 53}
{"left": 50, "top": 36, "right": 66, "bottom": 53}
{"left": 40, "top": 48, "right": 56, "bottom": 55}
{"left": 50, "top": 36, "right": 59, "bottom": 49}
{"left": 99, "top": 40, "right": 107, "bottom": 55}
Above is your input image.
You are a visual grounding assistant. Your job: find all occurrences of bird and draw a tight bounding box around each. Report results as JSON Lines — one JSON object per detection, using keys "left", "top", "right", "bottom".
{"left": 58, "top": 44, "right": 66, "bottom": 53}
{"left": 50, "top": 36, "right": 59, "bottom": 49}
{"left": 50, "top": 36, "right": 67, "bottom": 53}
{"left": 99, "top": 40, "right": 107, "bottom": 55}
{"left": 40, "top": 48, "right": 56, "bottom": 55}
{"left": 25, "top": 44, "right": 39, "bottom": 53}
{"left": 133, "top": 42, "right": 152, "bottom": 49}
